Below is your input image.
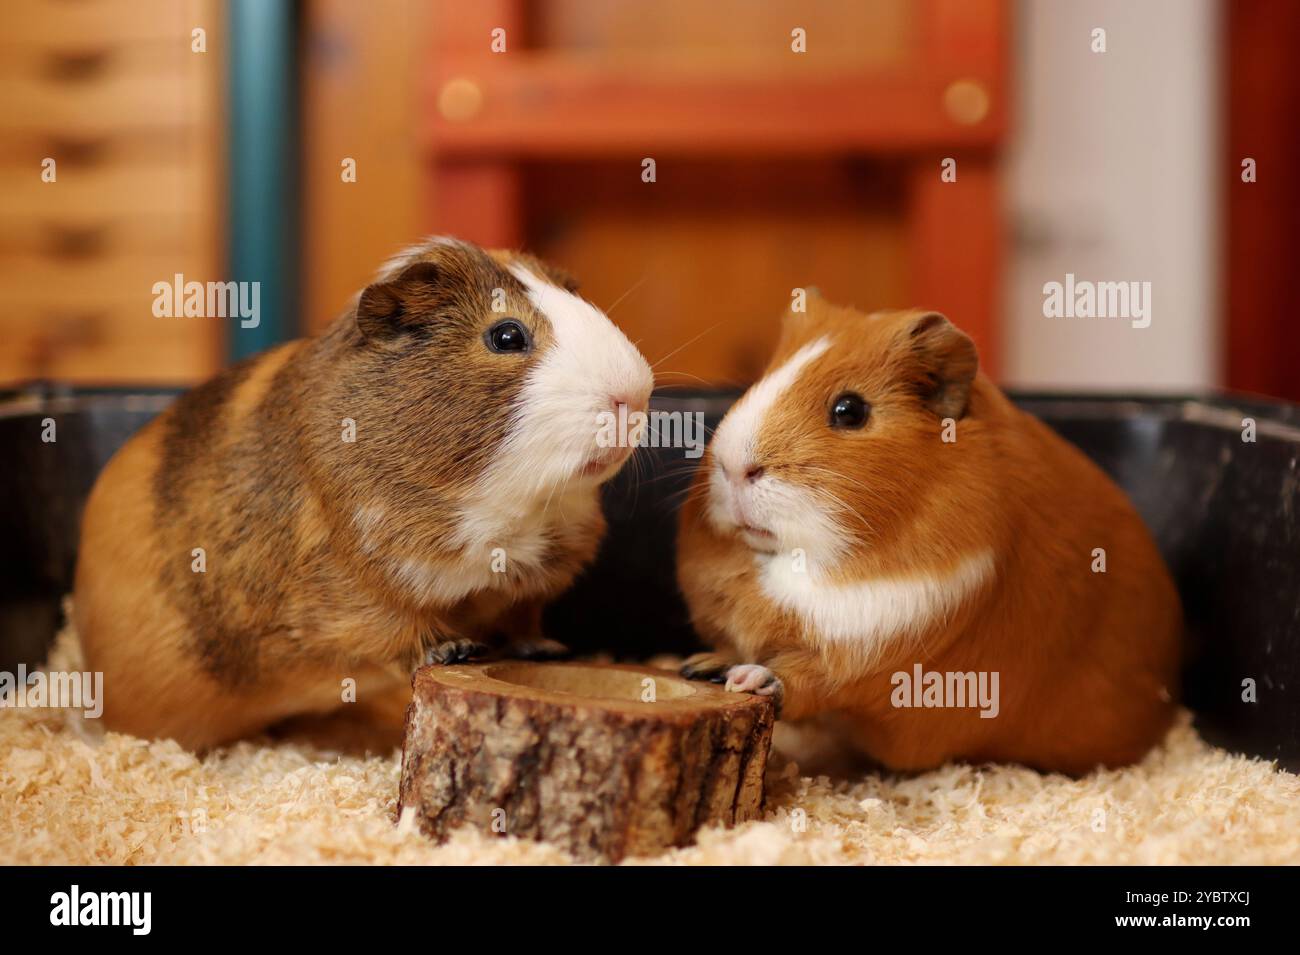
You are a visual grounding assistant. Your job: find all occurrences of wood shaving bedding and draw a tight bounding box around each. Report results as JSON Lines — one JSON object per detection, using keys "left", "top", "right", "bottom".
{"left": 3, "top": 623, "right": 1297, "bottom": 865}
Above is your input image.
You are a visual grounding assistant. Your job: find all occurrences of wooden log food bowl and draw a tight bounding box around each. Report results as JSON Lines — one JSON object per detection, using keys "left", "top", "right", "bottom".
{"left": 397, "top": 661, "right": 775, "bottom": 862}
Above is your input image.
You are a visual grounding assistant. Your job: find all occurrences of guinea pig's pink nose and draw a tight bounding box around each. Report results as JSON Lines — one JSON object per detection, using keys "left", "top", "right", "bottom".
{"left": 608, "top": 392, "right": 647, "bottom": 415}
{"left": 722, "top": 462, "right": 765, "bottom": 485}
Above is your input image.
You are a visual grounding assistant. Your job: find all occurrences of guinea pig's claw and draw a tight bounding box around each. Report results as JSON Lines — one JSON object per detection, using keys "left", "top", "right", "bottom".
{"left": 723, "top": 664, "right": 784, "bottom": 717}
{"left": 680, "top": 654, "right": 729, "bottom": 684}
{"left": 423, "top": 639, "right": 488, "bottom": 666}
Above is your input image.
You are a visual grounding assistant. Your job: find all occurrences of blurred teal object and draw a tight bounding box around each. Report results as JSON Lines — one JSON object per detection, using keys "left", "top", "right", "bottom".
{"left": 226, "top": 0, "right": 298, "bottom": 361}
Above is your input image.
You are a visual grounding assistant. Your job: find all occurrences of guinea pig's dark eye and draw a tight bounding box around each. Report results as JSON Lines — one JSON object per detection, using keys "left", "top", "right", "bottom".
{"left": 486, "top": 319, "right": 529, "bottom": 353}
{"left": 829, "top": 392, "right": 870, "bottom": 429}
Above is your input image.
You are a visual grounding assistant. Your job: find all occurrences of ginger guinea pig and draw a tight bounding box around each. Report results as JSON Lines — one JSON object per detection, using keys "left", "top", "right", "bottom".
{"left": 74, "top": 236, "right": 653, "bottom": 749}
{"left": 677, "top": 295, "right": 1181, "bottom": 775}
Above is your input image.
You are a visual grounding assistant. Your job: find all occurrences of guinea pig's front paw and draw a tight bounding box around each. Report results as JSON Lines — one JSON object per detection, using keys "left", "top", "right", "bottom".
{"left": 723, "top": 664, "right": 784, "bottom": 716}
{"left": 506, "top": 636, "right": 572, "bottom": 661}
{"left": 422, "top": 638, "right": 488, "bottom": 666}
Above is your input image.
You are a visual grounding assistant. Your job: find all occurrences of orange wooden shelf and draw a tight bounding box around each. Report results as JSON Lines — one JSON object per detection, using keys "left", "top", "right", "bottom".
{"left": 423, "top": 54, "right": 1005, "bottom": 157}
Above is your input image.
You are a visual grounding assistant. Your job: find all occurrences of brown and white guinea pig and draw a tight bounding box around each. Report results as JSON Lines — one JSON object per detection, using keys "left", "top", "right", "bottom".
{"left": 676, "top": 294, "right": 1181, "bottom": 775}
{"left": 74, "top": 236, "right": 653, "bottom": 750}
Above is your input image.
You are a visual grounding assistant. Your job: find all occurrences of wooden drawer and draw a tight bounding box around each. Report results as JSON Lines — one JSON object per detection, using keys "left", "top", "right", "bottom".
{"left": 0, "top": 127, "right": 204, "bottom": 256}
{"left": 0, "top": 0, "right": 217, "bottom": 134}
{"left": 0, "top": 155, "right": 203, "bottom": 216}
{"left": 0, "top": 32, "right": 195, "bottom": 82}
{"left": 0, "top": 0, "right": 224, "bottom": 386}
{"left": 0, "top": 125, "right": 201, "bottom": 165}
{"left": 0, "top": 251, "right": 213, "bottom": 306}
{"left": 2, "top": 0, "right": 212, "bottom": 48}
{"left": 0, "top": 308, "right": 219, "bottom": 385}
{"left": 0, "top": 252, "right": 223, "bottom": 385}
{"left": 0, "top": 71, "right": 209, "bottom": 134}
{"left": 0, "top": 214, "right": 196, "bottom": 259}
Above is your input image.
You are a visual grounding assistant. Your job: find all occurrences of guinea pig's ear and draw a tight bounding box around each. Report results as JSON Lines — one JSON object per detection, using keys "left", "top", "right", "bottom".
{"left": 905, "top": 311, "right": 979, "bottom": 419}
{"left": 355, "top": 261, "right": 443, "bottom": 341}
{"left": 501, "top": 251, "right": 580, "bottom": 294}
{"left": 541, "top": 262, "right": 580, "bottom": 294}
{"left": 532, "top": 257, "right": 581, "bottom": 293}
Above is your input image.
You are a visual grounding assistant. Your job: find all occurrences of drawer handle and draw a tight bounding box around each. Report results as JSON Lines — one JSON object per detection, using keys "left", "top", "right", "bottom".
{"left": 39, "top": 310, "right": 107, "bottom": 343}
{"left": 44, "top": 222, "right": 111, "bottom": 258}
{"left": 42, "top": 47, "right": 116, "bottom": 82}
{"left": 44, "top": 133, "right": 112, "bottom": 165}
{"left": 27, "top": 312, "right": 108, "bottom": 372}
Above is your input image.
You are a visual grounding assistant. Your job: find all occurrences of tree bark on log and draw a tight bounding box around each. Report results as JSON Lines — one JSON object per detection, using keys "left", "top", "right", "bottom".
{"left": 398, "top": 661, "right": 775, "bottom": 862}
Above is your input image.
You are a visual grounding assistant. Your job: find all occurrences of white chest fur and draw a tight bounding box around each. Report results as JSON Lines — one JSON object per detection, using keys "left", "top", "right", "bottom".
{"left": 390, "top": 531, "right": 552, "bottom": 607}
{"left": 755, "top": 549, "right": 996, "bottom": 665}
{"left": 359, "top": 488, "right": 600, "bottom": 607}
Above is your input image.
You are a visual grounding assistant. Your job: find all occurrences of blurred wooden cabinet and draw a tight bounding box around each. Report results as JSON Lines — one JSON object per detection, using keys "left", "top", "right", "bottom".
{"left": 421, "top": 0, "right": 1008, "bottom": 384}
{"left": 0, "top": 0, "right": 223, "bottom": 385}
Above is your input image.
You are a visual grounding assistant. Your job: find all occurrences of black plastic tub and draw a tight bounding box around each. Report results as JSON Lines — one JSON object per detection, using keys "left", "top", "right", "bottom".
{"left": 3, "top": 384, "right": 1298, "bottom": 770}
